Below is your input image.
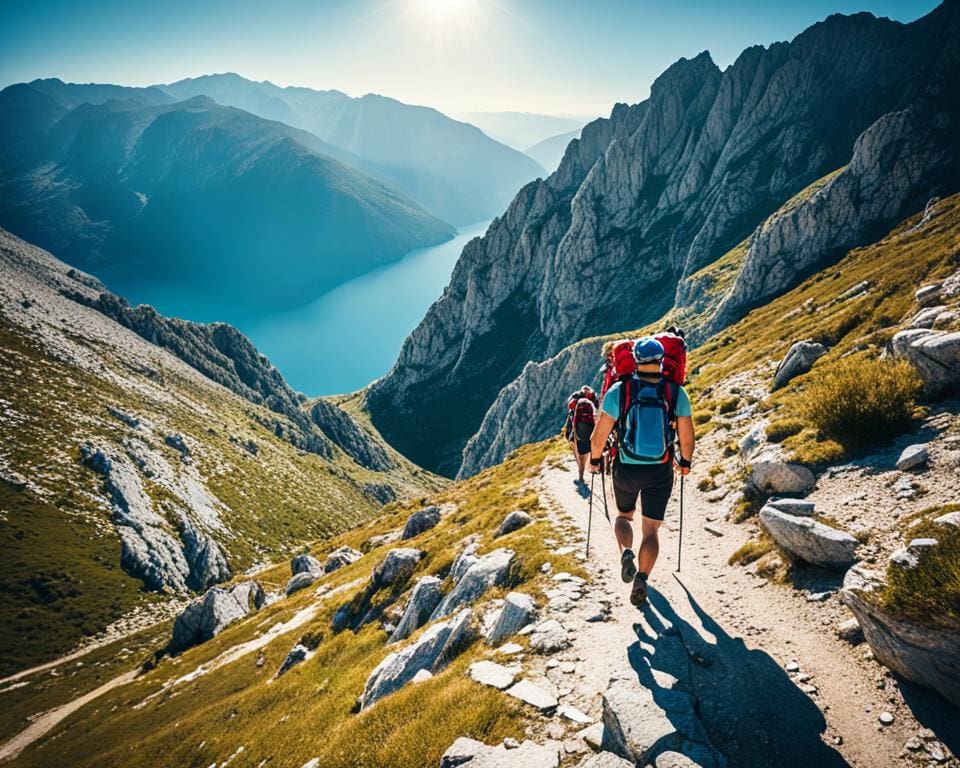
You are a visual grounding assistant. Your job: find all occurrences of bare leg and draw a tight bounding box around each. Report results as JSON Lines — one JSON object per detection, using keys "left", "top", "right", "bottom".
{"left": 637, "top": 517, "right": 662, "bottom": 577}
{"left": 614, "top": 510, "right": 634, "bottom": 552}
{"left": 577, "top": 451, "right": 590, "bottom": 481}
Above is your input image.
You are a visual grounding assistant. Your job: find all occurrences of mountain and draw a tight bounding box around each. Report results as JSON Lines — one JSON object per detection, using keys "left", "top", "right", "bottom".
{"left": 524, "top": 128, "right": 582, "bottom": 173}
{"left": 160, "top": 74, "right": 546, "bottom": 225}
{"left": 366, "top": 2, "right": 960, "bottom": 478}
{"left": 0, "top": 82, "right": 454, "bottom": 312}
{"left": 453, "top": 110, "right": 588, "bottom": 151}
{"left": 0, "top": 228, "right": 435, "bottom": 675}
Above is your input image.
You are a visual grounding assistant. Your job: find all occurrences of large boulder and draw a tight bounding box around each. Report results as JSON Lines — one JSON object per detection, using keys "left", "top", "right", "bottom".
{"left": 450, "top": 539, "right": 481, "bottom": 583}
{"left": 291, "top": 553, "right": 322, "bottom": 576}
{"left": 759, "top": 507, "right": 858, "bottom": 569}
{"left": 485, "top": 591, "right": 538, "bottom": 645}
{"left": 360, "top": 608, "right": 475, "bottom": 709}
{"left": 373, "top": 548, "right": 423, "bottom": 588}
{"left": 765, "top": 498, "right": 815, "bottom": 516}
{"left": 432, "top": 548, "right": 514, "bottom": 620}
{"left": 402, "top": 506, "right": 442, "bottom": 540}
{"left": 842, "top": 562, "right": 960, "bottom": 707}
{"left": 601, "top": 675, "right": 722, "bottom": 767}
{"left": 889, "top": 329, "right": 960, "bottom": 398}
{"left": 749, "top": 461, "right": 815, "bottom": 496}
{"left": 389, "top": 576, "right": 444, "bottom": 643}
{"left": 495, "top": 510, "right": 534, "bottom": 537}
{"left": 324, "top": 546, "right": 362, "bottom": 573}
{"left": 896, "top": 444, "right": 929, "bottom": 471}
{"left": 772, "top": 340, "right": 827, "bottom": 390}
{"left": 170, "top": 581, "right": 265, "bottom": 653}
{"left": 285, "top": 570, "right": 320, "bottom": 596}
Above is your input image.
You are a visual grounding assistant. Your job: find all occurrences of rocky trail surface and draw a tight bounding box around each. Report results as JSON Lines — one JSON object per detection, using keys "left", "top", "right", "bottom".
{"left": 526, "top": 451, "right": 959, "bottom": 767}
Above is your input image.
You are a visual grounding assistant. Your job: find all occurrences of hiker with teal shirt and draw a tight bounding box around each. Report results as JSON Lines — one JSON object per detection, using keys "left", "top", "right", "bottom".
{"left": 589, "top": 335, "right": 695, "bottom": 607}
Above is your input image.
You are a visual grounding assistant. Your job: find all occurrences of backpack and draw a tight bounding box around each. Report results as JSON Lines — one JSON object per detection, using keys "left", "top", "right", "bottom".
{"left": 613, "top": 340, "right": 637, "bottom": 378}
{"left": 617, "top": 375, "right": 678, "bottom": 463}
{"left": 655, "top": 332, "right": 687, "bottom": 385}
{"left": 573, "top": 397, "right": 596, "bottom": 426}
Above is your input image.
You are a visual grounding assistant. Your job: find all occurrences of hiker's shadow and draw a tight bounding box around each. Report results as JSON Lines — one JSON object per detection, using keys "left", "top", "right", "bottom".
{"left": 628, "top": 583, "right": 851, "bottom": 768}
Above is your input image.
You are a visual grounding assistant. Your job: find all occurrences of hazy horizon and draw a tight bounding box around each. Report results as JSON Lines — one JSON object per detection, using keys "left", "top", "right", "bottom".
{"left": 1, "top": 0, "right": 940, "bottom": 117}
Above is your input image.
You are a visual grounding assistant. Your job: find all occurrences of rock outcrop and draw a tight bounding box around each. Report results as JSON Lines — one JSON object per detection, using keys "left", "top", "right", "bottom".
{"left": 402, "top": 506, "right": 442, "bottom": 540}
{"left": 440, "top": 738, "right": 561, "bottom": 768}
{"left": 291, "top": 554, "right": 323, "bottom": 576}
{"left": 842, "top": 565, "right": 960, "bottom": 707}
{"left": 389, "top": 576, "right": 444, "bottom": 643}
{"left": 368, "top": 4, "right": 960, "bottom": 477}
{"left": 432, "top": 549, "right": 514, "bottom": 619}
{"left": 360, "top": 608, "right": 476, "bottom": 709}
{"left": 324, "top": 546, "right": 362, "bottom": 573}
{"left": 495, "top": 510, "right": 533, "bottom": 537}
{"left": 170, "top": 581, "right": 265, "bottom": 653}
{"left": 771, "top": 341, "right": 827, "bottom": 390}
{"left": 485, "top": 592, "right": 538, "bottom": 645}
{"left": 759, "top": 507, "right": 859, "bottom": 569}
{"left": 308, "top": 399, "right": 394, "bottom": 471}
{"left": 373, "top": 548, "right": 423, "bottom": 588}
{"left": 748, "top": 461, "right": 816, "bottom": 497}
{"left": 889, "top": 329, "right": 960, "bottom": 397}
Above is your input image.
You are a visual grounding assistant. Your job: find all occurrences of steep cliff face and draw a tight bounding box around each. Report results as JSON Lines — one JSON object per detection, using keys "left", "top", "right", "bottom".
{"left": 369, "top": 3, "right": 960, "bottom": 477}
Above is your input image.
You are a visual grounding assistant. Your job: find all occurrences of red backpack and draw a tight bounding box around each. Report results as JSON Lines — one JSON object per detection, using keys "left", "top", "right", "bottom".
{"left": 655, "top": 332, "right": 687, "bottom": 385}
{"left": 573, "top": 398, "right": 596, "bottom": 426}
{"left": 613, "top": 340, "right": 637, "bottom": 378}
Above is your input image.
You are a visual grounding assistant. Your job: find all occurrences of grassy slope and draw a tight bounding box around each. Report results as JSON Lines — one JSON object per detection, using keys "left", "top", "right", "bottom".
{"left": 12, "top": 439, "right": 579, "bottom": 768}
{"left": 0, "top": 316, "right": 428, "bottom": 676}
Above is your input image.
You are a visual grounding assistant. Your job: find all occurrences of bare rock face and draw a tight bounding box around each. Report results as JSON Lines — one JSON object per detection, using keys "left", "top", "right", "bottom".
{"left": 307, "top": 399, "right": 394, "bottom": 471}
{"left": 373, "top": 548, "right": 423, "bottom": 588}
{"left": 170, "top": 581, "right": 265, "bottom": 653}
{"left": 842, "top": 564, "right": 960, "bottom": 707}
{"left": 771, "top": 341, "right": 827, "bottom": 390}
{"left": 359, "top": 608, "right": 475, "bottom": 709}
{"left": 368, "top": 6, "right": 960, "bottom": 478}
{"left": 495, "top": 510, "right": 533, "bottom": 537}
{"left": 485, "top": 591, "right": 538, "bottom": 645}
{"left": 889, "top": 329, "right": 960, "bottom": 398}
{"left": 285, "top": 571, "right": 320, "bottom": 596}
{"left": 759, "top": 506, "right": 859, "bottom": 569}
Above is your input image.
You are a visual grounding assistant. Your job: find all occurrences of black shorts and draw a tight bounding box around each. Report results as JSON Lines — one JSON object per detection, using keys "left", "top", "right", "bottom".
{"left": 574, "top": 422, "right": 593, "bottom": 455}
{"left": 612, "top": 461, "right": 674, "bottom": 520}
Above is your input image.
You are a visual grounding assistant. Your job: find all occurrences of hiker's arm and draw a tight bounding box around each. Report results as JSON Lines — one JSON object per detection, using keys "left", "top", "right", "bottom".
{"left": 589, "top": 412, "right": 615, "bottom": 472}
{"left": 676, "top": 415, "right": 695, "bottom": 474}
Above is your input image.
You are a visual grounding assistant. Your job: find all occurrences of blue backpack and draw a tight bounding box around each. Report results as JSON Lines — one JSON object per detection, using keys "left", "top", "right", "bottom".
{"left": 617, "top": 375, "right": 678, "bottom": 463}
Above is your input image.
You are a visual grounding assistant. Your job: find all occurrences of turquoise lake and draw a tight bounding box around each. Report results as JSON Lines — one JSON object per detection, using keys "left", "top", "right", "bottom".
{"left": 111, "top": 221, "right": 490, "bottom": 396}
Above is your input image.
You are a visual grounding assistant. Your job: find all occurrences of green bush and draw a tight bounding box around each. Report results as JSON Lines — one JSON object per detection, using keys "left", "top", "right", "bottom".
{"left": 718, "top": 396, "right": 740, "bottom": 414}
{"left": 765, "top": 418, "right": 805, "bottom": 443}
{"left": 797, "top": 358, "right": 922, "bottom": 451}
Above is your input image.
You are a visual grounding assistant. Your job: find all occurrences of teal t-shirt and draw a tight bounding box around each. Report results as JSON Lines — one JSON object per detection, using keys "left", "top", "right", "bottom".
{"left": 602, "top": 378, "right": 692, "bottom": 465}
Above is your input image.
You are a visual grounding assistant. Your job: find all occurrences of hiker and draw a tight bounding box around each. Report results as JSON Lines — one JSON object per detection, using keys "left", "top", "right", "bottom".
{"left": 580, "top": 384, "right": 599, "bottom": 408}
{"left": 562, "top": 391, "right": 580, "bottom": 461}
{"left": 589, "top": 334, "right": 695, "bottom": 607}
{"left": 567, "top": 392, "right": 597, "bottom": 484}
{"left": 598, "top": 341, "right": 616, "bottom": 399}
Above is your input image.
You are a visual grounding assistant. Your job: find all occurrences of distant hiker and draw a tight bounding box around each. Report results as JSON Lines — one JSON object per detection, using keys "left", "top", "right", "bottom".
{"left": 567, "top": 392, "right": 597, "bottom": 484}
{"left": 589, "top": 334, "right": 694, "bottom": 607}
{"left": 599, "top": 341, "right": 617, "bottom": 399}
{"left": 580, "top": 384, "right": 599, "bottom": 408}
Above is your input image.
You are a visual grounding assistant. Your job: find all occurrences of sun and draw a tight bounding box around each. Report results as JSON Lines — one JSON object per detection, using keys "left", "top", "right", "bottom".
{"left": 413, "top": 0, "right": 480, "bottom": 28}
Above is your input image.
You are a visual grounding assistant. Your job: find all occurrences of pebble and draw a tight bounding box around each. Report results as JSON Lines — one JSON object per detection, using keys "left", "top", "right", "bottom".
{"left": 786, "top": 661, "right": 800, "bottom": 673}
{"left": 879, "top": 712, "right": 895, "bottom": 725}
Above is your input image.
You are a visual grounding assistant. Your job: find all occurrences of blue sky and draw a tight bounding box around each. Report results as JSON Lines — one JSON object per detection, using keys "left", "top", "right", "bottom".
{"left": 0, "top": 0, "right": 941, "bottom": 116}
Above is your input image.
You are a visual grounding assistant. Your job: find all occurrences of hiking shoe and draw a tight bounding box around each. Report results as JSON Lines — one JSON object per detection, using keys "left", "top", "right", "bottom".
{"left": 620, "top": 550, "right": 637, "bottom": 583}
{"left": 630, "top": 573, "right": 648, "bottom": 608}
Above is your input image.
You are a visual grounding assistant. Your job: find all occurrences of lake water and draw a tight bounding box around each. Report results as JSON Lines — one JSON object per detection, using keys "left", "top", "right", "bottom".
{"left": 113, "top": 221, "right": 489, "bottom": 396}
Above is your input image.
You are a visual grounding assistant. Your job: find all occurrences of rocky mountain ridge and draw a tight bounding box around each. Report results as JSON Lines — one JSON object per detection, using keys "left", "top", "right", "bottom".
{"left": 0, "top": 227, "right": 432, "bottom": 674}
{"left": 367, "top": 2, "right": 960, "bottom": 478}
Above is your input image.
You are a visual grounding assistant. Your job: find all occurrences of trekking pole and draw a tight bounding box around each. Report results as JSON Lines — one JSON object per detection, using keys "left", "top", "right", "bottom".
{"left": 600, "top": 460, "right": 611, "bottom": 523}
{"left": 676, "top": 471, "right": 684, "bottom": 573}
{"left": 586, "top": 473, "right": 594, "bottom": 558}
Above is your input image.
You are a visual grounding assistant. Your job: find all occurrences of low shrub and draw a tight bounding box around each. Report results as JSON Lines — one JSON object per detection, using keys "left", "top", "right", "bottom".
{"left": 717, "top": 396, "right": 740, "bottom": 414}
{"left": 765, "top": 418, "right": 805, "bottom": 443}
{"left": 796, "top": 357, "right": 922, "bottom": 452}
{"left": 728, "top": 536, "right": 774, "bottom": 566}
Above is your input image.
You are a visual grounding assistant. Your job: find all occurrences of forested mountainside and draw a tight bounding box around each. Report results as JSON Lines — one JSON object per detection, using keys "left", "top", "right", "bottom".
{"left": 160, "top": 73, "right": 546, "bottom": 225}
{"left": 0, "top": 84, "right": 453, "bottom": 312}
{"left": 0, "top": 229, "right": 436, "bottom": 675}
{"left": 367, "top": 2, "right": 960, "bottom": 478}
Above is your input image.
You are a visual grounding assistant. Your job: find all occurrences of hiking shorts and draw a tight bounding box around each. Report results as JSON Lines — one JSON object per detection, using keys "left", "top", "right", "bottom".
{"left": 612, "top": 461, "right": 674, "bottom": 520}
{"left": 574, "top": 422, "right": 593, "bottom": 455}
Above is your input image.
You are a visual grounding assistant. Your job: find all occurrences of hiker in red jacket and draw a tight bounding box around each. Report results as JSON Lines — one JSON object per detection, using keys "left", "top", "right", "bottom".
{"left": 566, "top": 392, "right": 597, "bottom": 484}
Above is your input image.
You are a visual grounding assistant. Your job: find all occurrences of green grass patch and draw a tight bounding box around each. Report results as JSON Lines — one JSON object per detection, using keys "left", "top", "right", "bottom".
{"left": 729, "top": 535, "right": 774, "bottom": 566}
{"left": 765, "top": 418, "right": 805, "bottom": 443}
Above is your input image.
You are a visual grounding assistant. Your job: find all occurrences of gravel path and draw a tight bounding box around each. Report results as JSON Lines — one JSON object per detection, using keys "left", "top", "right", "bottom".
{"left": 538, "top": 450, "right": 958, "bottom": 768}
